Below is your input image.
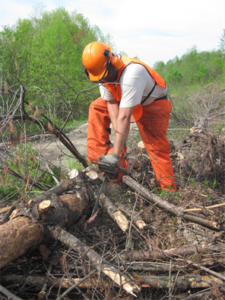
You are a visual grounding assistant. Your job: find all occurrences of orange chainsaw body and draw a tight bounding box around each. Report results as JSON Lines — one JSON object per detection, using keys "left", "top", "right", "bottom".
{"left": 105, "top": 147, "right": 129, "bottom": 182}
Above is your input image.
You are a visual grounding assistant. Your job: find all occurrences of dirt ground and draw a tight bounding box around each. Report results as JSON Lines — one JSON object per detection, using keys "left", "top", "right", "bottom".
{"left": 32, "top": 123, "right": 89, "bottom": 170}
{"left": 32, "top": 122, "right": 139, "bottom": 170}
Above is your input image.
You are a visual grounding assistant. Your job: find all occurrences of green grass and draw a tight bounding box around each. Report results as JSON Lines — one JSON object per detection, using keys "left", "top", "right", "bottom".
{"left": 64, "top": 157, "right": 85, "bottom": 171}
{"left": 0, "top": 144, "right": 61, "bottom": 203}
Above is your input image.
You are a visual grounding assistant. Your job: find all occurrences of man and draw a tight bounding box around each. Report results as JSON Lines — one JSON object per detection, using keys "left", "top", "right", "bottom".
{"left": 82, "top": 41, "right": 176, "bottom": 191}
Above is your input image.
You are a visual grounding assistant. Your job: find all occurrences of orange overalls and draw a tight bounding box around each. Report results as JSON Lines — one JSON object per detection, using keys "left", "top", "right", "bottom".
{"left": 87, "top": 56, "right": 176, "bottom": 191}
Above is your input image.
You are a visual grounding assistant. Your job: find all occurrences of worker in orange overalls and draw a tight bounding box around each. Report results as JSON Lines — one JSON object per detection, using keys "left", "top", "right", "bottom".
{"left": 82, "top": 41, "right": 176, "bottom": 191}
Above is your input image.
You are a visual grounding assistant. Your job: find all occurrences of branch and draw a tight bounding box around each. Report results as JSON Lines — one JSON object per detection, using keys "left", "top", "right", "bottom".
{"left": 56, "top": 269, "right": 97, "bottom": 300}
{"left": 32, "top": 180, "right": 71, "bottom": 203}
{"left": 0, "top": 165, "right": 50, "bottom": 191}
{"left": 122, "top": 176, "right": 222, "bottom": 231}
{"left": 0, "top": 114, "right": 88, "bottom": 168}
{"left": 52, "top": 227, "right": 141, "bottom": 296}
{"left": 36, "top": 156, "right": 59, "bottom": 185}
{"left": 99, "top": 193, "right": 129, "bottom": 232}
{"left": 0, "top": 284, "right": 22, "bottom": 300}
{"left": 120, "top": 243, "right": 224, "bottom": 261}
{"left": 134, "top": 273, "right": 224, "bottom": 290}
{"left": 1, "top": 82, "right": 88, "bottom": 167}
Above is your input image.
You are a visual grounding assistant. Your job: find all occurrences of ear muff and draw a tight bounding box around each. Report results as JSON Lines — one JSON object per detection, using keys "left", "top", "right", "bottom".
{"left": 111, "top": 56, "right": 123, "bottom": 70}
{"left": 103, "top": 49, "right": 122, "bottom": 70}
{"left": 105, "top": 44, "right": 112, "bottom": 52}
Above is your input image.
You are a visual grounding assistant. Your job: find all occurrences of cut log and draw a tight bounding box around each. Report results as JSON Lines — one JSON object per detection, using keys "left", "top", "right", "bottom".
{"left": 31, "top": 180, "right": 71, "bottom": 204}
{"left": 0, "top": 216, "right": 44, "bottom": 268}
{"left": 99, "top": 194, "right": 129, "bottom": 232}
{"left": 99, "top": 194, "right": 146, "bottom": 230}
{"left": 0, "top": 192, "right": 89, "bottom": 269}
{"left": 116, "top": 202, "right": 147, "bottom": 229}
{"left": 52, "top": 227, "right": 141, "bottom": 296}
{"left": 38, "top": 200, "right": 52, "bottom": 215}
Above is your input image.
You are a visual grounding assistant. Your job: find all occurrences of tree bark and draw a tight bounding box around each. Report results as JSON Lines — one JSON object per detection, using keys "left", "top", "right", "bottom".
{"left": 0, "top": 193, "right": 89, "bottom": 269}
{"left": 134, "top": 273, "right": 223, "bottom": 290}
{"left": 120, "top": 243, "right": 224, "bottom": 261}
{"left": 116, "top": 202, "right": 146, "bottom": 229}
{"left": 2, "top": 274, "right": 109, "bottom": 291}
{"left": 99, "top": 194, "right": 129, "bottom": 232}
{"left": 0, "top": 216, "right": 44, "bottom": 268}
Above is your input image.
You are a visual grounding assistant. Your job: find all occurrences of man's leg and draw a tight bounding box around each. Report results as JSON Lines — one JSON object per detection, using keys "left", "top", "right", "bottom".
{"left": 136, "top": 99, "right": 176, "bottom": 191}
{"left": 87, "top": 97, "right": 111, "bottom": 162}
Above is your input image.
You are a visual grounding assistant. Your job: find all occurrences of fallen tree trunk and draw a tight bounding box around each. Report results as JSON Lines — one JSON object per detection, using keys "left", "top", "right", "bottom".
{"left": 0, "top": 216, "right": 43, "bottom": 268}
{"left": 31, "top": 180, "right": 71, "bottom": 204}
{"left": 0, "top": 192, "right": 89, "bottom": 269}
{"left": 124, "top": 256, "right": 221, "bottom": 273}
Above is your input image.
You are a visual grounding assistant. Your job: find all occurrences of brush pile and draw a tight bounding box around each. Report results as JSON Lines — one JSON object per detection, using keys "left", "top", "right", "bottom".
{"left": 0, "top": 129, "right": 225, "bottom": 300}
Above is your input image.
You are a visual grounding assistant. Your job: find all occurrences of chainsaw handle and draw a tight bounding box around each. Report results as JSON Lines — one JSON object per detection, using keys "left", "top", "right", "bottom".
{"left": 116, "top": 163, "right": 128, "bottom": 175}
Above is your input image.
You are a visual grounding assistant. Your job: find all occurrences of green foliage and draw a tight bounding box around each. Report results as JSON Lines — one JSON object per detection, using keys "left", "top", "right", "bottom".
{"left": 64, "top": 157, "right": 84, "bottom": 171}
{"left": 166, "top": 69, "right": 183, "bottom": 85}
{"left": 0, "top": 6, "right": 115, "bottom": 124}
{"left": 154, "top": 45, "right": 225, "bottom": 90}
{"left": 188, "top": 178, "right": 197, "bottom": 185}
{"left": 0, "top": 144, "right": 60, "bottom": 202}
{"left": 0, "top": 184, "right": 18, "bottom": 201}
{"left": 79, "top": 115, "right": 87, "bottom": 121}
{"left": 155, "top": 188, "right": 173, "bottom": 197}
{"left": 153, "top": 61, "right": 166, "bottom": 78}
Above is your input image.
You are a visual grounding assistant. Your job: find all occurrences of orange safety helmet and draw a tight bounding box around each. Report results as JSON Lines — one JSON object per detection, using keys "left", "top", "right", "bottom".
{"left": 82, "top": 41, "right": 123, "bottom": 82}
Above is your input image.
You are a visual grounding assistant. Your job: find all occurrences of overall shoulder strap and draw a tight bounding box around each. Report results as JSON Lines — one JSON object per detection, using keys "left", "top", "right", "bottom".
{"left": 141, "top": 82, "right": 157, "bottom": 105}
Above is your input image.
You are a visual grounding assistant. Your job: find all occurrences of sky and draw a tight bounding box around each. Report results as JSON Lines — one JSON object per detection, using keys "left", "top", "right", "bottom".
{"left": 0, "top": 0, "right": 225, "bottom": 67}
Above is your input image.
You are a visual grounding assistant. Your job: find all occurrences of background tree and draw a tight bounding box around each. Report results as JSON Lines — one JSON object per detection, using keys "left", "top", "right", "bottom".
{"left": 0, "top": 6, "right": 116, "bottom": 123}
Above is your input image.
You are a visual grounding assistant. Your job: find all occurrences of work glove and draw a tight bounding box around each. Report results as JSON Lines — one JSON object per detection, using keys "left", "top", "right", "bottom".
{"left": 99, "top": 153, "right": 120, "bottom": 166}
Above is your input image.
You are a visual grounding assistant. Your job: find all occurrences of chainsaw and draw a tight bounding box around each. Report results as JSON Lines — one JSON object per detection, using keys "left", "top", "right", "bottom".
{"left": 91, "top": 147, "right": 129, "bottom": 216}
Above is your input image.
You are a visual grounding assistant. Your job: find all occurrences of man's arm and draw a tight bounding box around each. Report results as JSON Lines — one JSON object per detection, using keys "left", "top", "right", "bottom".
{"left": 107, "top": 100, "right": 134, "bottom": 155}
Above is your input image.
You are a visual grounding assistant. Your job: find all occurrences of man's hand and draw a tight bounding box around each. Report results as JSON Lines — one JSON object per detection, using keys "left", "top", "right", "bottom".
{"left": 99, "top": 153, "right": 120, "bottom": 165}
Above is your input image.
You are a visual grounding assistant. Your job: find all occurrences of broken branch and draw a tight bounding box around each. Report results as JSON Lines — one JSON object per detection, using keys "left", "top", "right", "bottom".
{"left": 122, "top": 176, "right": 221, "bottom": 231}
{"left": 120, "top": 243, "right": 224, "bottom": 261}
{"left": 52, "top": 226, "right": 141, "bottom": 296}
{"left": 99, "top": 194, "right": 129, "bottom": 232}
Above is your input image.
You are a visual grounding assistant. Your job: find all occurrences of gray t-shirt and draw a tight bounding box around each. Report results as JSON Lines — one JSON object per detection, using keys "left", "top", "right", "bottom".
{"left": 99, "top": 64, "right": 167, "bottom": 108}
